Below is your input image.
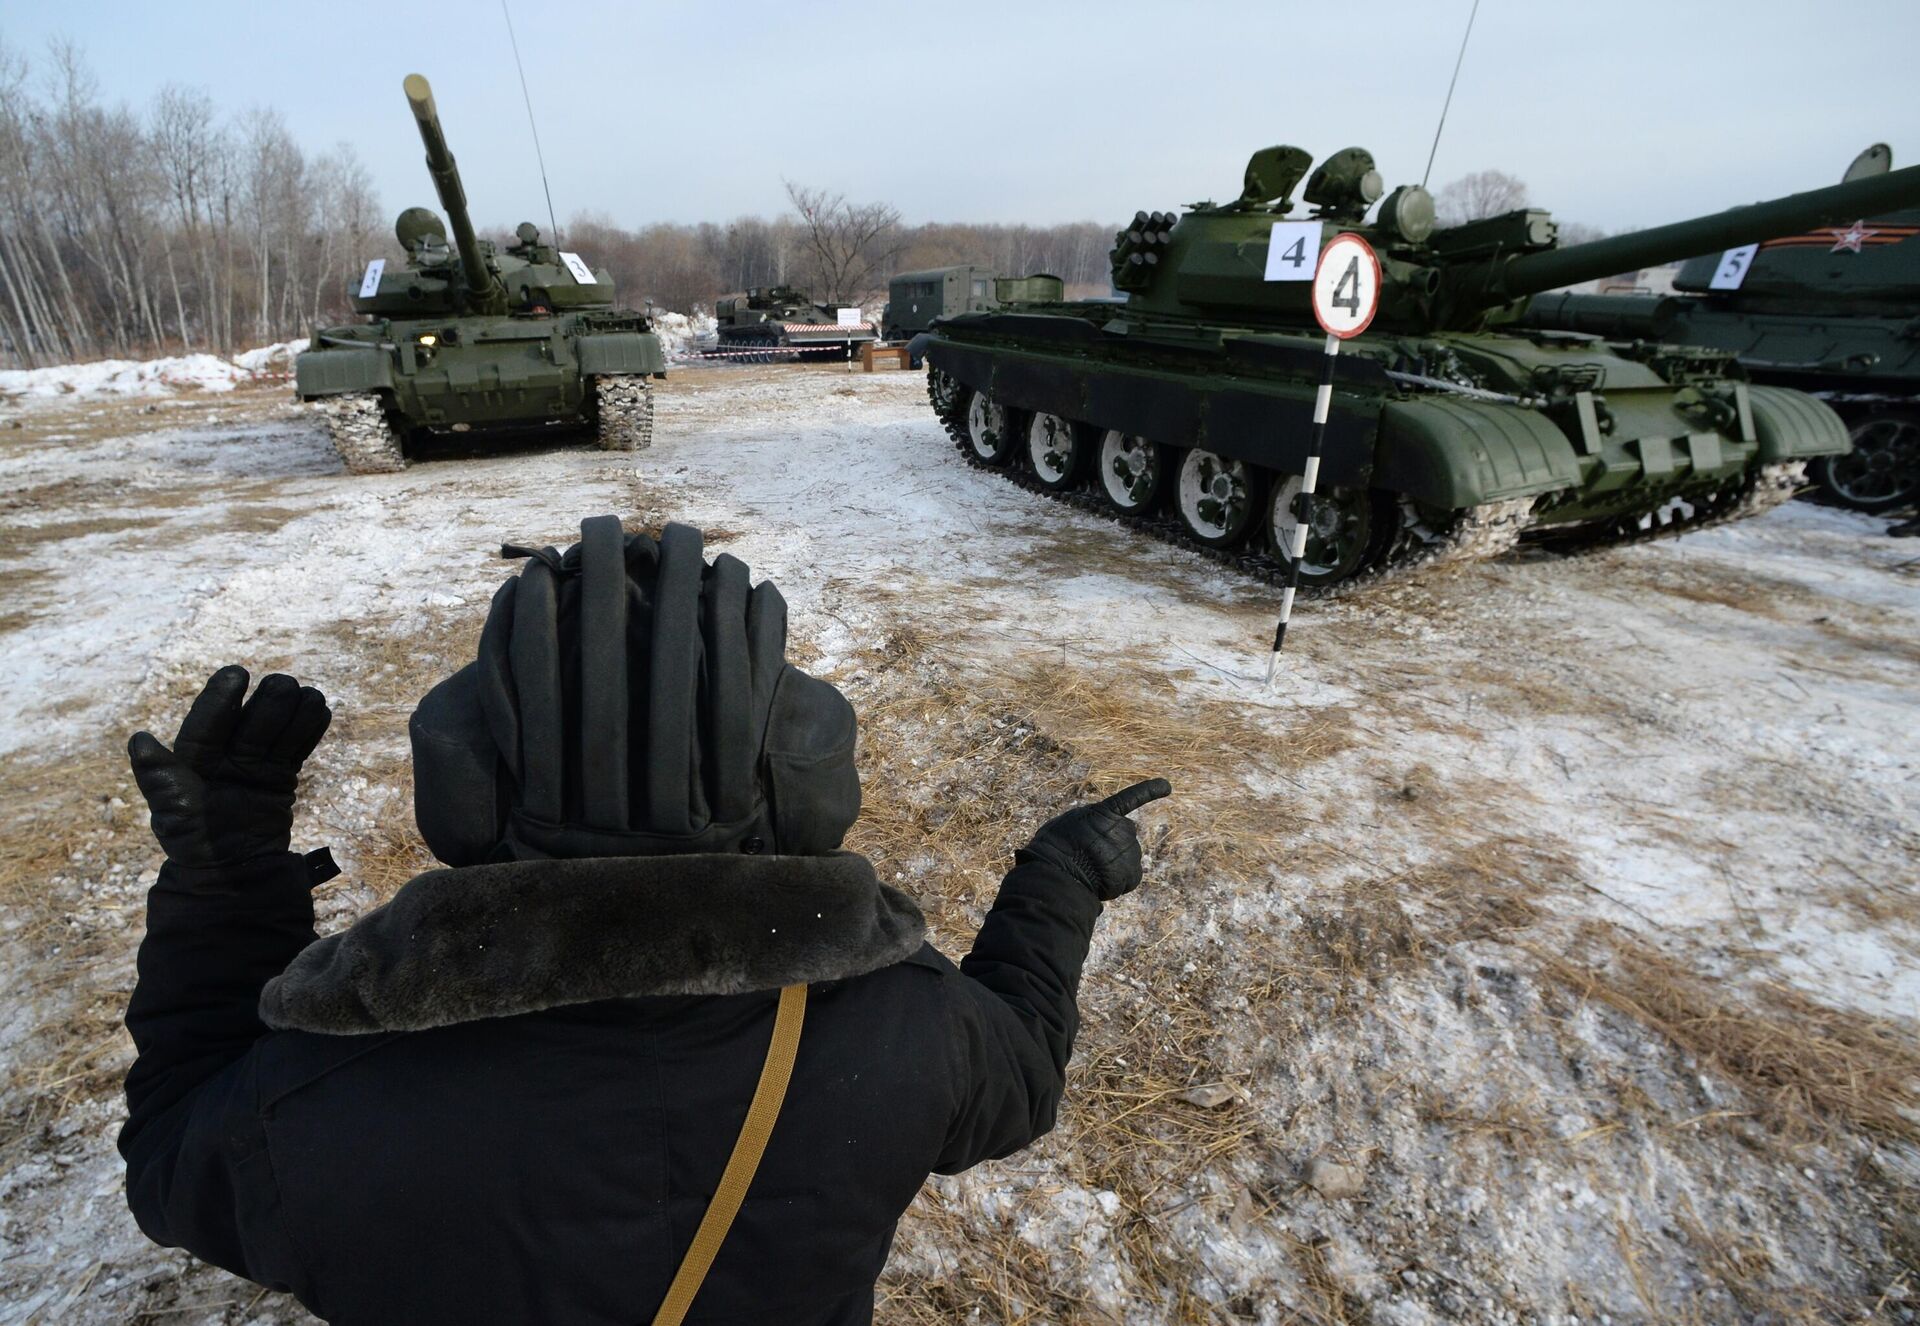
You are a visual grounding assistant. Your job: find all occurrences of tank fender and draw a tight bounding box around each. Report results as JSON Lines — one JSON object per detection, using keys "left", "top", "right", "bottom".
{"left": 577, "top": 332, "right": 667, "bottom": 378}
{"left": 1745, "top": 384, "right": 1850, "bottom": 461}
{"left": 1375, "top": 397, "right": 1581, "bottom": 508}
{"left": 294, "top": 346, "right": 393, "bottom": 399}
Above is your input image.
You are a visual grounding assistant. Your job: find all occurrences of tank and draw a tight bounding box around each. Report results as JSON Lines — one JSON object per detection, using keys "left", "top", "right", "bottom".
{"left": 294, "top": 74, "right": 666, "bottom": 473}
{"left": 917, "top": 145, "right": 1920, "bottom": 590}
{"left": 713, "top": 286, "right": 876, "bottom": 360}
{"left": 1525, "top": 145, "right": 1919, "bottom": 513}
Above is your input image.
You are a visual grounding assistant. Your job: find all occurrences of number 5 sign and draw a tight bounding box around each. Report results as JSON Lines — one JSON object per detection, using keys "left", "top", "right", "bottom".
{"left": 1312, "top": 233, "right": 1381, "bottom": 338}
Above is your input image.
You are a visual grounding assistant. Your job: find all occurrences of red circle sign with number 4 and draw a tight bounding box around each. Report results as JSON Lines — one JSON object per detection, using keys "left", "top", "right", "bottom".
{"left": 1312, "top": 232, "right": 1382, "bottom": 339}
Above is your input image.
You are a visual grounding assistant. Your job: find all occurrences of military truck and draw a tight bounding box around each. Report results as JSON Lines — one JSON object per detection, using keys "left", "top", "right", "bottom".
{"left": 884, "top": 270, "right": 1067, "bottom": 366}
{"left": 1526, "top": 145, "right": 1918, "bottom": 513}
{"left": 713, "top": 286, "right": 876, "bottom": 360}
{"left": 917, "top": 145, "right": 1920, "bottom": 592}
{"left": 883, "top": 266, "right": 998, "bottom": 340}
{"left": 295, "top": 74, "right": 664, "bottom": 473}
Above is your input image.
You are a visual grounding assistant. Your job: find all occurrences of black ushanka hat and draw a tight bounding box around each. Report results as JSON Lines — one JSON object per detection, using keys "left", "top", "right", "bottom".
{"left": 409, "top": 516, "right": 860, "bottom": 865}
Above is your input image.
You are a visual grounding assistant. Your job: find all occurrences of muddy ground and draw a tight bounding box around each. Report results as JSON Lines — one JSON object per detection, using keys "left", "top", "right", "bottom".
{"left": 1, "top": 366, "right": 1916, "bottom": 1324}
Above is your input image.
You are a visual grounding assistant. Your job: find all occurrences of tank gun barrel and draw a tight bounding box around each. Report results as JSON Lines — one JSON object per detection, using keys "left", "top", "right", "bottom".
{"left": 402, "top": 74, "right": 495, "bottom": 302}
{"left": 1461, "top": 164, "right": 1920, "bottom": 307}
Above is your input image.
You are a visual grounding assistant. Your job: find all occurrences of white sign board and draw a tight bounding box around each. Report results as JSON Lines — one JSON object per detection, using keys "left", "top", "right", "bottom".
{"left": 559, "top": 251, "right": 597, "bottom": 284}
{"left": 1312, "top": 233, "right": 1382, "bottom": 339}
{"left": 1263, "top": 221, "right": 1324, "bottom": 282}
{"left": 1708, "top": 244, "right": 1758, "bottom": 291}
{"left": 357, "top": 258, "right": 385, "bottom": 298}
{"left": 835, "top": 307, "right": 862, "bottom": 327}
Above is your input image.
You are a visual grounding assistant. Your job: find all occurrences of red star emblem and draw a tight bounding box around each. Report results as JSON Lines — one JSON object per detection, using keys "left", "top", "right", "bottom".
{"left": 1829, "top": 221, "right": 1876, "bottom": 253}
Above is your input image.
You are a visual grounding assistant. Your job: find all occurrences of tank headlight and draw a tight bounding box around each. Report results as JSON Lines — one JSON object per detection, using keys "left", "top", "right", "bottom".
{"left": 418, "top": 334, "right": 437, "bottom": 347}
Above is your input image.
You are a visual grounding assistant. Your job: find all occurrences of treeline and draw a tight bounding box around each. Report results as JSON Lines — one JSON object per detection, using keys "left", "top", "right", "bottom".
{"left": 0, "top": 39, "right": 381, "bottom": 367}
{"left": 559, "top": 214, "right": 1118, "bottom": 314}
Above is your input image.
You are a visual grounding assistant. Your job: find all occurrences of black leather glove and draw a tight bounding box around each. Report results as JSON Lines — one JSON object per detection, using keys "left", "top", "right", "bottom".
{"left": 127, "top": 666, "right": 332, "bottom": 870}
{"left": 1015, "top": 778, "right": 1172, "bottom": 902}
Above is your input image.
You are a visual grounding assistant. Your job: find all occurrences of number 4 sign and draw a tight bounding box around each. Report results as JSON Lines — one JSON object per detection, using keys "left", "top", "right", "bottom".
{"left": 1264, "top": 221, "right": 1324, "bottom": 281}
{"left": 1311, "top": 233, "right": 1382, "bottom": 339}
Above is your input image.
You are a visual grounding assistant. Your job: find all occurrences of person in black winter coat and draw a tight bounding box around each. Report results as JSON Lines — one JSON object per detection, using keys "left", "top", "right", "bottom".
{"left": 119, "top": 516, "right": 1169, "bottom": 1325}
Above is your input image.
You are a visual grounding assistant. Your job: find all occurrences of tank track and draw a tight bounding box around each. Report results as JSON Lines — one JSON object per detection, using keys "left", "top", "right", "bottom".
{"left": 314, "top": 392, "right": 406, "bottom": 474}
{"left": 929, "top": 375, "right": 1535, "bottom": 598}
{"left": 1528, "top": 461, "right": 1806, "bottom": 557}
{"left": 593, "top": 375, "right": 655, "bottom": 452}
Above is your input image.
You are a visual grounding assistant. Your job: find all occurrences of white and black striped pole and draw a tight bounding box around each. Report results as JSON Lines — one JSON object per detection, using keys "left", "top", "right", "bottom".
{"left": 1266, "top": 330, "right": 1340, "bottom": 682}
{"left": 1266, "top": 232, "right": 1381, "bottom": 685}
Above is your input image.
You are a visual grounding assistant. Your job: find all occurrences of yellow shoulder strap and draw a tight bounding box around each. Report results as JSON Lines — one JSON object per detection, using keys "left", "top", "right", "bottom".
{"left": 649, "top": 982, "right": 808, "bottom": 1326}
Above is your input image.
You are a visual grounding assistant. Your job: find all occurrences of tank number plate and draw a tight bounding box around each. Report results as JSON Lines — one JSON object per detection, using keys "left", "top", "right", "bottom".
{"left": 1312, "top": 233, "right": 1382, "bottom": 339}
{"left": 1709, "top": 244, "right": 1758, "bottom": 291}
{"left": 1264, "top": 221, "right": 1324, "bottom": 281}
{"left": 559, "top": 252, "right": 597, "bottom": 284}
{"left": 358, "top": 259, "right": 385, "bottom": 298}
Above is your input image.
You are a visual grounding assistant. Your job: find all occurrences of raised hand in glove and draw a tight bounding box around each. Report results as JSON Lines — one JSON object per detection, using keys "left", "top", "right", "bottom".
{"left": 127, "top": 666, "right": 332, "bottom": 870}
{"left": 1015, "top": 777, "right": 1172, "bottom": 902}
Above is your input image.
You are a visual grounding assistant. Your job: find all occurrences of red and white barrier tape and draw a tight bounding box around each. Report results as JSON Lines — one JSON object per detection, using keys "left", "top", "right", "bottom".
{"left": 675, "top": 345, "right": 863, "bottom": 361}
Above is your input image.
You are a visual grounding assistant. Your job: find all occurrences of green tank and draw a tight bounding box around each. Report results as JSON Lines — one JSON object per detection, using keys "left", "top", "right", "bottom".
{"left": 714, "top": 286, "right": 876, "bottom": 360}
{"left": 919, "top": 146, "right": 1920, "bottom": 590}
{"left": 295, "top": 74, "right": 666, "bottom": 474}
{"left": 1525, "top": 146, "right": 1919, "bottom": 513}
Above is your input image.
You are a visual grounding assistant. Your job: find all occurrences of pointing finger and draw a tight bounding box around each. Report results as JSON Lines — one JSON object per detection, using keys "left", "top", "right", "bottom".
{"left": 270, "top": 686, "right": 333, "bottom": 765}
{"left": 128, "top": 731, "right": 195, "bottom": 815}
{"left": 1096, "top": 777, "right": 1172, "bottom": 818}
{"left": 173, "top": 665, "right": 249, "bottom": 765}
{"left": 232, "top": 673, "right": 303, "bottom": 757}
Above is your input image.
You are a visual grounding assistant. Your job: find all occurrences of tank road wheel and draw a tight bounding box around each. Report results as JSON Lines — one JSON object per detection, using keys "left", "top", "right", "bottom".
{"left": 1813, "top": 411, "right": 1920, "bottom": 513}
{"left": 928, "top": 368, "right": 963, "bottom": 418}
{"left": 1174, "top": 448, "right": 1264, "bottom": 548}
{"left": 591, "top": 375, "right": 655, "bottom": 452}
{"left": 1026, "top": 413, "right": 1085, "bottom": 491}
{"left": 1266, "top": 478, "right": 1382, "bottom": 588}
{"left": 314, "top": 392, "right": 407, "bottom": 475}
{"left": 1096, "top": 431, "right": 1168, "bottom": 514}
{"left": 965, "top": 391, "right": 1018, "bottom": 465}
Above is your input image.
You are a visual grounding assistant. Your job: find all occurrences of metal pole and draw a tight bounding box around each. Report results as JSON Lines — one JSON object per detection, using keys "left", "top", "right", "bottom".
{"left": 1266, "top": 331, "right": 1340, "bottom": 684}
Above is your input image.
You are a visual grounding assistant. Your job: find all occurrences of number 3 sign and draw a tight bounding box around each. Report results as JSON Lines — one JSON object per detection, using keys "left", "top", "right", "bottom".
{"left": 1312, "top": 233, "right": 1381, "bottom": 339}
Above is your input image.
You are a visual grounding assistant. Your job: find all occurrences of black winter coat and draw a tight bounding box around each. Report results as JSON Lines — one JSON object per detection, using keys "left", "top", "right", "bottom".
{"left": 119, "top": 847, "right": 1104, "bottom": 1325}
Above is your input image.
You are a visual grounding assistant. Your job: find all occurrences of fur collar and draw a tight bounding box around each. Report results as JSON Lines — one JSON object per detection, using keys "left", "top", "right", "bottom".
{"left": 259, "top": 851, "right": 925, "bottom": 1035}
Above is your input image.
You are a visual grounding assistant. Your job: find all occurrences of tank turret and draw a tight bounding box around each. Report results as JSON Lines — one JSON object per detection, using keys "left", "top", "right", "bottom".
{"left": 402, "top": 73, "right": 505, "bottom": 313}
{"left": 1118, "top": 147, "right": 1920, "bottom": 336}
{"left": 1520, "top": 145, "right": 1920, "bottom": 514}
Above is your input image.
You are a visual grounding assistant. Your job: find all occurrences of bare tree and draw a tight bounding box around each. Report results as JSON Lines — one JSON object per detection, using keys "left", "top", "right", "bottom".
{"left": 1435, "top": 169, "right": 1529, "bottom": 226}
{"left": 783, "top": 182, "right": 902, "bottom": 304}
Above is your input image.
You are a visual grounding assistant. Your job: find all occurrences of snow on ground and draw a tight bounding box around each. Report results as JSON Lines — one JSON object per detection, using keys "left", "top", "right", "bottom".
{"left": 1, "top": 366, "right": 1917, "bottom": 1322}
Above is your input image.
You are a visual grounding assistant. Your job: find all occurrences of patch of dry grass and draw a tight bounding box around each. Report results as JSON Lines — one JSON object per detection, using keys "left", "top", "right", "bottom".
{"left": 1534, "top": 922, "right": 1920, "bottom": 1146}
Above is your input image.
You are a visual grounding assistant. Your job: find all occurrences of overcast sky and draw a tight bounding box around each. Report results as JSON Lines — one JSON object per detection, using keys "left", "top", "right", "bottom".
{"left": 8, "top": 1, "right": 1919, "bottom": 236}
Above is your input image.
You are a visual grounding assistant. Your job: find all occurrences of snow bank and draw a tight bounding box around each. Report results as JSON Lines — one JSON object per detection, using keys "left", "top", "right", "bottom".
{"left": 0, "top": 340, "right": 308, "bottom": 405}
{"left": 233, "top": 338, "right": 308, "bottom": 372}
{"left": 652, "top": 310, "right": 717, "bottom": 359}
{"left": 0, "top": 352, "right": 247, "bottom": 400}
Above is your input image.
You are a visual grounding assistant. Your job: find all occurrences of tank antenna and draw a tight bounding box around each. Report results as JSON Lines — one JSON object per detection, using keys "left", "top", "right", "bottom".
{"left": 501, "top": 0, "right": 560, "bottom": 243}
{"left": 1421, "top": 0, "right": 1481, "bottom": 189}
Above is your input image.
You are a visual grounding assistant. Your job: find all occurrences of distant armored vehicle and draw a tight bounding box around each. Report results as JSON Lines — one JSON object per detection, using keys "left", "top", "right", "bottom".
{"left": 1527, "top": 145, "right": 1918, "bottom": 513}
{"left": 295, "top": 74, "right": 664, "bottom": 473}
{"left": 713, "top": 286, "right": 876, "bottom": 360}
{"left": 920, "top": 145, "right": 1920, "bottom": 591}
